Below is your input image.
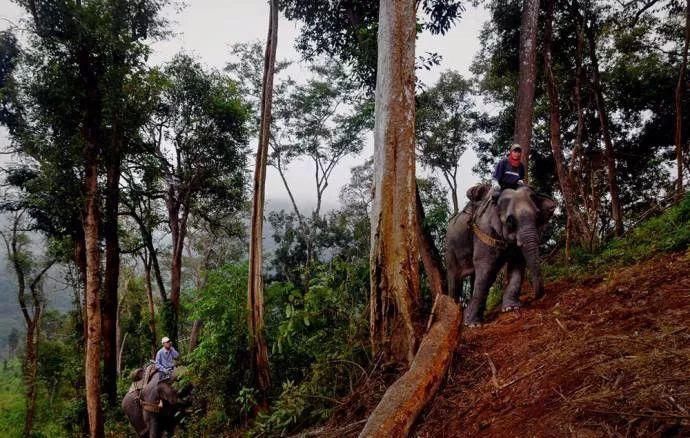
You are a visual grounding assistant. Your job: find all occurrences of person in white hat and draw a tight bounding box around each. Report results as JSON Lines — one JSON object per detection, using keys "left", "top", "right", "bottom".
{"left": 155, "top": 336, "right": 179, "bottom": 379}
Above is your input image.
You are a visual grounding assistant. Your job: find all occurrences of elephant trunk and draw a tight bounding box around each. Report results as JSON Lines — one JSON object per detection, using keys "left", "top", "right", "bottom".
{"left": 519, "top": 225, "right": 544, "bottom": 299}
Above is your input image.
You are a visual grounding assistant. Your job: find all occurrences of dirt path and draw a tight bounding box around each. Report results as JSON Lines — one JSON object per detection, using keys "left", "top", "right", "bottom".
{"left": 413, "top": 252, "right": 690, "bottom": 437}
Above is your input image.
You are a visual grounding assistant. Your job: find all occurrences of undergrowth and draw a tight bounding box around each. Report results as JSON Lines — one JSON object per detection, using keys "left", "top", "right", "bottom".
{"left": 545, "top": 194, "right": 690, "bottom": 281}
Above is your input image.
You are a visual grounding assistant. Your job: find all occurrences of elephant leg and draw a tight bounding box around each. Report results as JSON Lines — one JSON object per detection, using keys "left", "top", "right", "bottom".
{"left": 460, "top": 274, "right": 474, "bottom": 307}
{"left": 147, "top": 415, "right": 161, "bottom": 438}
{"left": 502, "top": 257, "right": 525, "bottom": 312}
{"left": 447, "top": 271, "right": 457, "bottom": 301}
{"left": 464, "top": 264, "right": 499, "bottom": 327}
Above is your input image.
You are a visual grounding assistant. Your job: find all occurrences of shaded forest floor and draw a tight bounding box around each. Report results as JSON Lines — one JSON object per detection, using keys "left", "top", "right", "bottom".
{"left": 415, "top": 251, "right": 690, "bottom": 437}
{"left": 319, "top": 250, "right": 690, "bottom": 437}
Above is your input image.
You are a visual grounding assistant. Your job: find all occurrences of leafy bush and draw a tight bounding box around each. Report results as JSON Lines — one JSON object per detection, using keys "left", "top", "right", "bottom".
{"left": 184, "top": 263, "right": 250, "bottom": 430}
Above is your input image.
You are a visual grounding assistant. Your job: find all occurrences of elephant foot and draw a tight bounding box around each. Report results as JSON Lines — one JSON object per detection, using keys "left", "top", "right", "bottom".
{"left": 501, "top": 302, "right": 521, "bottom": 313}
{"left": 463, "top": 317, "right": 483, "bottom": 328}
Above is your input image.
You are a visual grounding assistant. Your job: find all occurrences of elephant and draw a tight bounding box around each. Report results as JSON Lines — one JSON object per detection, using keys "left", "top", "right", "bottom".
{"left": 445, "top": 184, "right": 556, "bottom": 326}
{"left": 122, "top": 365, "right": 187, "bottom": 437}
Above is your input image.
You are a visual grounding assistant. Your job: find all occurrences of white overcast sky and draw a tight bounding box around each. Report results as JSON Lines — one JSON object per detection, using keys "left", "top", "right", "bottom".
{"left": 0, "top": 0, "right": 489, "bottom": 212}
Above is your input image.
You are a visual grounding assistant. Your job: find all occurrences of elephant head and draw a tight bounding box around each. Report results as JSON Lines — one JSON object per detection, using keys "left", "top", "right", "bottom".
{"left": 493, "top": 186, "right": 556, "bottom": 298}
{"left": 141, "top": 373, "right": 180, "bottom": 436}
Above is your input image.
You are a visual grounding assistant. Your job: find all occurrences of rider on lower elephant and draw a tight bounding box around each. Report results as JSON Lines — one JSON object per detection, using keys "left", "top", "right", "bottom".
{"left": 155, "top": 336, "right": 179, "bottom": 380}
{"left": 492, "top": 143, "right": 526, "bottom": 202}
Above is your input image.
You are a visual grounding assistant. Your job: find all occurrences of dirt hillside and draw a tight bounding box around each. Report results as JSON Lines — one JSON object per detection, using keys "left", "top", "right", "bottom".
{"left": 412, "top": 251, "right": 690, "bottom": 437}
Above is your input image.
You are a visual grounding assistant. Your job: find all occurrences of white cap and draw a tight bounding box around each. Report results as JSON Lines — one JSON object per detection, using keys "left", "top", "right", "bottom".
{"left": 161, "top": 336, "right": 170, "bottom": 344}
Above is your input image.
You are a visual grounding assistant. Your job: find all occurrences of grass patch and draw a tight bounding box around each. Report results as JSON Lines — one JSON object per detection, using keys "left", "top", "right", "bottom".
{"left": 0, "top": 359, "right": 70, "bottom": 438}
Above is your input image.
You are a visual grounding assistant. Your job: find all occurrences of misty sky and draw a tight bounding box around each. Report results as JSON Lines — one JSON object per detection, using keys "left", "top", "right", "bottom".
{"left": 0, "top": 0, "right": 490, "bottom": 212}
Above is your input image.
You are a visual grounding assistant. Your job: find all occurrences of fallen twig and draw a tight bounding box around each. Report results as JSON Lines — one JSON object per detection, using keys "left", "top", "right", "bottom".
{"left": 498, "top": 364, "right": 546, "bottom": 390}
{"left": 586, "top": 409, "right": 690, "bottom": 420}
{"left": 485, "top": 354, "right": 500, "bottom": 390}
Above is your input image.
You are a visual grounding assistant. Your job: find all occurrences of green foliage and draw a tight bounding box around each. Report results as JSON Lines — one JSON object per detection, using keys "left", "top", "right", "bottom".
{"left": 183, "top": 251, "right": 369, "bottom": 435}
{"left": 252, "top": 260, "right": 369, "bottom": 436}
{"left": 183, "top": 263, "right": 249, "bottom": 429}
{"left": 279, "top": 0, "right": 464, "bottom": 89}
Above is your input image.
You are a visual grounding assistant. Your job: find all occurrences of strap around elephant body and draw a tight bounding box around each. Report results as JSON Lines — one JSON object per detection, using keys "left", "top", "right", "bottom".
{"left": 141, "top": 399, "right": 162, "bottom": 413}
{"left": 471, "top": 222, "right": 507, "bottom": 250}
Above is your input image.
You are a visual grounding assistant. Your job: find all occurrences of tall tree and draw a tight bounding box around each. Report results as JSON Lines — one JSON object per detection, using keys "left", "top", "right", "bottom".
{"left": 0, "top": 212, "right": 55, "bottom": 438}
{"left": 543, "top": 0, "right": 588, "bottom": 245}
{"left": 416, "top": 71, "right": 479, "bottom": 214}
{"left": 676, "top": 0, "right": 690, "bottom": 197}
{"left": 2, "top": 0, "right": 169, "bottom": 426}
{"left": 513, "top": 0, "right": 540, "bottom": 172}
{"left": 146, "top": 55, "right": 249, "bottom": 344}
{"left": 583, "top": 5, "right": 624, "bottom": 236}
{"left": 247, "top": 0, "right": 278, "bottom": 398}
{"left": 370, "top": 0, "right": 421, "bottom": 365}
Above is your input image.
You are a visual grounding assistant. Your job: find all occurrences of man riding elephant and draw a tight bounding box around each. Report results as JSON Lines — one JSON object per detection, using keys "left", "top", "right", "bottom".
{"left": 446, "top": 170, "right": 556, "bottom": 326}
{"left": 155, "top": 336, "right": 179, "bottom": 381}
{"left": 492, "top": 143, "right": 526, "bottom": 202}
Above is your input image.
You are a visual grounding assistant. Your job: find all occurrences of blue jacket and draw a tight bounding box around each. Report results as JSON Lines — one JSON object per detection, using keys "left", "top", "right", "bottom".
{"left": 493, "top": 158, "right": 525, "bottom": 189}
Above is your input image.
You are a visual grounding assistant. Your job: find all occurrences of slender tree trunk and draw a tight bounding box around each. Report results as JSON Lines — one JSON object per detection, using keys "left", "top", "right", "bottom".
{"left": 415, "top": 186, "right": 447, "bottom": 298}
{"left": 23, "top": 320, "right": 39, "bottom": 438}
{"left": 370, "top": 0, "right": 421, "bottom": 366}
{"left": 513, "top": 0, "right": 541, "bottom": 173}
{"left": 143, "top": 255, "right": 157, "bottom": 357}
{"left": 117, "top": 332, "right": 128, "bottom": 376}
{"left": 544, "top": 0, "right": 588, "bottom": 244}
{"left": 442, "top": 172, "right": 459, "bottom": 215}
{"left": 166, "top": 196, "right": 188, "bottom": 344}
{"left": 189, "top": 320, "right": 203, "bottom": 351}
{"left": 84, "top": 146, "right": 104, "bottom": 438}
{"left": 247, "top": 0, "right": 278, "bottom": 398}
{"left": 675, "top": 0, "right": 690, "bottom": 197}
{"left": 102, "top": 151, "right": 120, "bottom": 405}
{"left": 585, "top": 16, "right": 624, "bottom": 236}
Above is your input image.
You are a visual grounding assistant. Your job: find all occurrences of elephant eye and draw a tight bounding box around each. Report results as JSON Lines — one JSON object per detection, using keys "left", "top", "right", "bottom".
{"left": 506, "top": 214, "right": 517, "bottom": 231}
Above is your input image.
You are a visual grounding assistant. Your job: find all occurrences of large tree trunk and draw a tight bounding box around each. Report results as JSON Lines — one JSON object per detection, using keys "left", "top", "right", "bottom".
{"left": 585, "top": 15, "right": 624, "bottom": 236}
{"left": 370, "top": 0, "right": 421, "bottom": 366}
{"left": 79, "top": 41, "right": 104, "bottom": 436}
{"left": 359, "top": 295, "right": 461, "bottom": 437}
{"left": 513, "top": 0, "right": 541, "bottom": 173}
{"left": 676, "top": 0, "right": 690, "bottom": 197}
{"left": 102, "top": 151, "right": 120, "bottom": 405}
{"left": 247, "top": 0, "right": 278, "bottom": 398}
{"left": 84, "top": 147, "right": 104, "bottom": 438}
{"left": 543, "top": 0, "right": 588, "bottom": 244}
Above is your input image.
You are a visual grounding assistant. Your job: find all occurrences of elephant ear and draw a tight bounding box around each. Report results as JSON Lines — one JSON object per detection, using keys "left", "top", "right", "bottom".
{"left": 534, "top": 194, "right": 556, "bottom": 226}
{"left": 466, "top": 182, "right": 490, "bottom": 202}
{"left": 130, "top": 368, "right": 145, "bottom": 382}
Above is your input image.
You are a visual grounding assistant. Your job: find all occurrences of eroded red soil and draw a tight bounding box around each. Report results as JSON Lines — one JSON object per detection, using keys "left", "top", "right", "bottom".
{"left": 413, "top": 252, "right": 690, "bottom": 437}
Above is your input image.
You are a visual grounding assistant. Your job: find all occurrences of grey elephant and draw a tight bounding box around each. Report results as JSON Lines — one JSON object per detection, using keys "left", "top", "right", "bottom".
{"left": 445, "top": 184, "right": 556, "bottom": 326}
{"left": 122, "top": 365, "right": 185, "bottom": 437}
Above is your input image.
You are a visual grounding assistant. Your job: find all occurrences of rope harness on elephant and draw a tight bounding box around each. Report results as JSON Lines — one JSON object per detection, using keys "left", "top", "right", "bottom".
{"left": 471, "top": 222, "right": 508, "bottom": 250}
{"left": 135, "top": 364, "right": 164, "bottom": 413}
{"left": 468, "top": 195, "right": 509, "bottom": 250}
